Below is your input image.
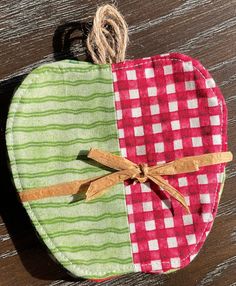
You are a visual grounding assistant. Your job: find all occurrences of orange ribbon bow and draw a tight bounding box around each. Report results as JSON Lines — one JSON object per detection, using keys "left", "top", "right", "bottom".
{"left": 19, "top": 149, "right": 233, "bottom": 213}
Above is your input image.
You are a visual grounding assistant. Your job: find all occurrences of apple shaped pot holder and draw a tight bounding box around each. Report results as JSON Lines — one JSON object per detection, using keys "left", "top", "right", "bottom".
{"left": 5, "top": 4, "right": 232, "bottom": 282}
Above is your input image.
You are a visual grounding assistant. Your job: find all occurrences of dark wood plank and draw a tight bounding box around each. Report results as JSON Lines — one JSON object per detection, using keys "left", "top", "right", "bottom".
{"left": 0, "top": 0, "right": 235, "bottom": 285}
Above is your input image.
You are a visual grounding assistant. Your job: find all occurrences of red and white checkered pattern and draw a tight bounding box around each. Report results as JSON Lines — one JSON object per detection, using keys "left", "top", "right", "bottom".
{"left": 112, "top": 53, "right": 227, "bottom": 273}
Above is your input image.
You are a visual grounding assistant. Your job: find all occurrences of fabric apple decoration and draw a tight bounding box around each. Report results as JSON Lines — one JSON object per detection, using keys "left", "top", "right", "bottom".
{"left": 6, "top": 4, "right": 232, "bottom": 282}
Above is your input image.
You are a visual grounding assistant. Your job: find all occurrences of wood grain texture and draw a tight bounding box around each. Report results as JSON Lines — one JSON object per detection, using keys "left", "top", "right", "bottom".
{"left": 0, "top": 0, "right": 236, "bottom": 285}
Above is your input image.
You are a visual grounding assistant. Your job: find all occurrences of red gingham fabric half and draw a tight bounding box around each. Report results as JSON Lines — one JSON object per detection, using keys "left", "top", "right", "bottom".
{"left": 112, "top": 53, "right": 227, "bottom": 274}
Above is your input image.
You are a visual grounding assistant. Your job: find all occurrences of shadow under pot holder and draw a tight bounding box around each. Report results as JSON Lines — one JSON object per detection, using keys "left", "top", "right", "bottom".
{"left": 6, "top": 52, "right": 229, "bottom": 280}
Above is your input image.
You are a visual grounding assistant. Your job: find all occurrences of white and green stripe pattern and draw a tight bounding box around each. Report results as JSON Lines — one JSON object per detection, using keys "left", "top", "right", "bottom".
{"left": 6, "top": 60, "right": 134, "bottom": 279}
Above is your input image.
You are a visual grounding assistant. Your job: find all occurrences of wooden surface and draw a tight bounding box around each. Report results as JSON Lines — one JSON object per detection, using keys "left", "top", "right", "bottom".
{"left": 0, "top": 0, "right": 236, "bottom": 285}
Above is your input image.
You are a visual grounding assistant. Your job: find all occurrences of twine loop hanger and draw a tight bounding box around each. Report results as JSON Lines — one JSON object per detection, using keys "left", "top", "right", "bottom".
{"left": 87, "top": 4, "right": 128, "bottom": 64}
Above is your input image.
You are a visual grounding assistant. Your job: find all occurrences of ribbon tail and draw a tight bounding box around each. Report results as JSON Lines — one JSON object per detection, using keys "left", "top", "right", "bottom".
{"left": 151, "top": 151, "right": 233, "bottom": 175}
{"left": 148, "top": 174, "right": 190, "bottom": 213}
{"left": 19, "top": 179, "right": 94, "bottom": 202}
{"left": 86, "top": 169, "right": 134, "bottom": 201}
{"left": 190, "top": 151, "right": 233, "bottom": 168}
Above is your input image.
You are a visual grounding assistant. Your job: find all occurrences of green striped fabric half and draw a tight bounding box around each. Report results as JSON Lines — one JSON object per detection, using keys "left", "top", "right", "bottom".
{"left": 6, "top": 60, "right": 133, "bottom": 279}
